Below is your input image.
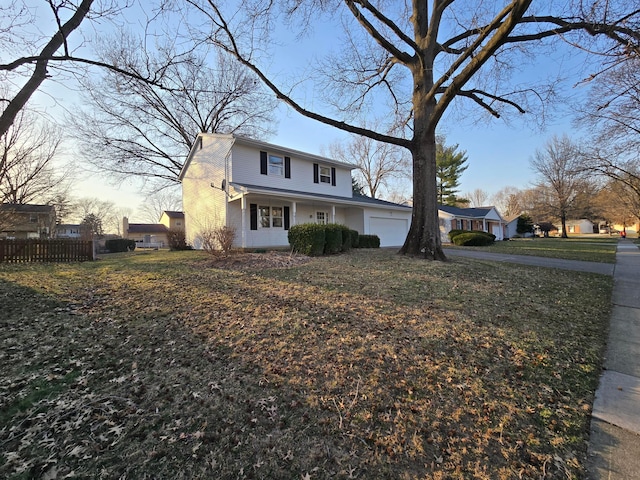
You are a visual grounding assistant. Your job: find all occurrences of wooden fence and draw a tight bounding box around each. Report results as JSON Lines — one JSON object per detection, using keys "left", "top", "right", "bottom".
{"left": 0, "top": 239, "right": 95, "bottom": 263}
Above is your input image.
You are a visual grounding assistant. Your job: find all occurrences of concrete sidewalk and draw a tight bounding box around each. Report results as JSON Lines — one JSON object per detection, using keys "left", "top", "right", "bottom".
{"left": 587, "top": 239, "right": 640, "bottom": 479}
{"left": 443, "top": 248, "right": 615, "bottom": 276}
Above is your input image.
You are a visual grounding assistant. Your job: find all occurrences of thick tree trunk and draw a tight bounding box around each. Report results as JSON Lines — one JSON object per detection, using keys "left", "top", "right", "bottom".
{"left": 399, "top": 132, "right": 446, "bottom": 260}
{"left": 399, "top": 13, "right": 446, "bottom": 261}
{"left": 560, "top": 212, "right": 568, "bottom": 238}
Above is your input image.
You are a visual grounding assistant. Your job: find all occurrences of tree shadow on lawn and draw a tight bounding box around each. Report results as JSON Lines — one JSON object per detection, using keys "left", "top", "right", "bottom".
{"left": 0, "top": 252, "right": 611, "bottom": 479}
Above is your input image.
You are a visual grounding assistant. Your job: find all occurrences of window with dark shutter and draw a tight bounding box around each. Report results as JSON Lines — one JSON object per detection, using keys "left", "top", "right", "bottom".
{"left": 260, "top": 151, "right": 268, "bottom": 175}
{"left": 250, "top": 204, "right": 258, "bottom": 230}
{"left": 313, "top": 163, "right": 319, "bottom": 183}
{"left": 331, "top": 167, "right": 336, "bottom": 186}
{"left": 284, "top": 156, "right": 291, "bottom": 178}
{"left": 283, "top": 206, "right": 290, "bottom": 230}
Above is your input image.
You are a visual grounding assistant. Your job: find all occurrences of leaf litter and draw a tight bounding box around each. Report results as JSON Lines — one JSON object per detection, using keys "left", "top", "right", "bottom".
{"left": 0, "top": 249, "right": 611, "bottom": 479}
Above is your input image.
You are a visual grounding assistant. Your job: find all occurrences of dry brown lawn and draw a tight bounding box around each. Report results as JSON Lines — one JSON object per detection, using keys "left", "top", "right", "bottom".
{"left": 0, "top": 249, "right": 612, "bottom": 479}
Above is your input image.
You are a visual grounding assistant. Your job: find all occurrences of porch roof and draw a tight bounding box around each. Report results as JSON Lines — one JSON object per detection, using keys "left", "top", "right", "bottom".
{"left": 228, "top": 183, "right": 412, "bottom": 211}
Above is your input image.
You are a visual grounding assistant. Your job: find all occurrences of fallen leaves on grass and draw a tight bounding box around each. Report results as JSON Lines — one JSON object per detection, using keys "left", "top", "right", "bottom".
{"left": 0, "top": 249, "right": 612, "bottom": 479}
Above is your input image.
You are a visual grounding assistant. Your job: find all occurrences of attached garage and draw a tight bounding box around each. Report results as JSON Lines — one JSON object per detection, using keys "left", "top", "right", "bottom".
{"left": 369, "top": 217, "right": 409, "bottom": 247}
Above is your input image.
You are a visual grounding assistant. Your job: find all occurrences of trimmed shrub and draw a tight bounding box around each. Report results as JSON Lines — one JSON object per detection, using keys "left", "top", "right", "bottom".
{"left": 448, "top": 229, "right": 466, "bottom": 242}
{"left": 324, "top": 224, "right": 343, "bottom": 254}
{"left": 349, "top": 230, "right": 360, "bottom": 249}
{"left": 452, "top": 232, "right": 495, "bottom": 246}
{"left": 358, "top": 234, "right": 381, "bottom": 248}
{"left": 288, "top": 223, "right": 326, "bottom": 256}
{"left": 339, "top": 224, "right": 352, "bottom": 251}
{"left": 448, "top": 229, "right": 496, "bottom": 242}
{"left": 105, "top": 238, "right": 136, "bottom": 253}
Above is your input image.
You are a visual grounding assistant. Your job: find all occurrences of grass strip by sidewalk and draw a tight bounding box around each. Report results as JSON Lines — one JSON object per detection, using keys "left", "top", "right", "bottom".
{"left": 0, "top": 249, "right": 612, "bottom": 479}
{"left": 447, "top": 237, "right": 618, "bottom": 263}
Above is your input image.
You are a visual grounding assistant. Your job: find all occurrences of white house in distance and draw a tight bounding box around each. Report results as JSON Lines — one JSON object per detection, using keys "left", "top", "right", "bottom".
{"left": 179, "top": 133, "right": 413, "bottom": 248}
{"left": 438, "top": 205, "right": 506, "bottom": 241}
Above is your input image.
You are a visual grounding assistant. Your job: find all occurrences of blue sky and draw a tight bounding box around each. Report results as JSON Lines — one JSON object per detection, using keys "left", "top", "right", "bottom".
{"left": 12, "top": 1, "right": 596, "bottom": 219}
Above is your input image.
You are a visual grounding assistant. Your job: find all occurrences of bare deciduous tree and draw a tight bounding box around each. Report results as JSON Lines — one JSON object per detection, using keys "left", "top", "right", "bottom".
{"left": 180, "top": 0, "right": 640, "bottom": 259}
{"left": 530, "top": 135, "right": 584, "bottom": 238}
{"left": 140, "top": 189, "right": 183, "bottom": 224}
{"left": 71, "top": 46, "right": 277, "bottom": 188}
{"left": 70, "top": 197, "right": 116, "bottom": 229}
{"left": 0, "top": 109, "right": 70, "bottom": 205}
{"left": 465, "top": 188, "right": 490, "bottom": 208}
{"left": 0, "top": 1, "right": 194, "bottom": 137}
{"left": 491, "top": 186, "right": 523, "bottom": 218}
{"left": 328, "top": 133, "right": 409, "bottom": 199}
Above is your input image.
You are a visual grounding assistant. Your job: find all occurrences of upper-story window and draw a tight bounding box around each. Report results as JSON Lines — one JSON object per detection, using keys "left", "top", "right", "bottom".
{"left": 260, "top": 151, "right": 291, "bottom": 178}
{"left": 319, "top": 166, "right": 331, "bottom": 184}
{"left": 313, "top": 163, "right": 336, "bottom": 186}
{"left": 269, "top": 154, "right": 284, "bottom": 176}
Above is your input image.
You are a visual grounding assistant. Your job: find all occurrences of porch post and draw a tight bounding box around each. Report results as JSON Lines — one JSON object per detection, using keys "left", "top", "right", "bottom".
{"left": 241, "top": 196, "right": 247, "bottom": 248}
{"left": 292, "top": 201, "right": 297, "bottom": 225}
{"left": 331, "top": 205, "right": 336, "bottom": 223}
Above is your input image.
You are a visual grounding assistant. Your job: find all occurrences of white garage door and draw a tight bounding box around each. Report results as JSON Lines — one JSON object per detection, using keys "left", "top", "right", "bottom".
{"left": 369, "top": 217, "right": 409, "bottom": 247}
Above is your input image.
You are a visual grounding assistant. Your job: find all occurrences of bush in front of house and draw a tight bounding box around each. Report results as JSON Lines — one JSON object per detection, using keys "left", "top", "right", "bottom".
{"left": 289, "top": 224, "right": 380, "bottom": 254}
{"left": 288, "top": 223, "right": 326, "bottom": 256}
{"left": 452, "top": 232, "right": 495, "bottom": 246}
{"left": 105, "top": 238, "right": 136, "bottom": 253}
{"left": 167, "top": 229, "right": 191, "bottom": 251}
{"left": 357, "top": 234, "right": 381, "bottom": 248}
{"left": 448, "top": 229, "right": 496, "bottom": 243}
{"left": 338, "top": 224, "right": 353, "bottom": 251}
{"left": 324, "top": 224, "right": 344, "bottom": 254}
{"left": 349, "top": 229, "right": 360, "bottom": 249}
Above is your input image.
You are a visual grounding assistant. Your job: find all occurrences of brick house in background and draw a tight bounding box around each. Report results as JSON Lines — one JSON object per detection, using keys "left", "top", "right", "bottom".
{"left": 0, "top": 204, "right": 57, "bottom": 239}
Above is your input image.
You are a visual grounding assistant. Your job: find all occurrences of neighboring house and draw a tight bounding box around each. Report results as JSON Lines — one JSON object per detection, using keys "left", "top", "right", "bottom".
{"left": 55, "top": 224, "right": 82, "bottom": 239}
{"left": 159, "top": 211, "right": 185, "bottom": 231}
{"left": 0, "top": 203, "right": 57, "bottom": 239}
{"left": 178, "top": 133, "right": 413, "bottom": 248}
{"left": 438, "top": 205, "right": 506, "bottom": 242}
{"left": 560, "top": 219, "right": 597, "bottom": 235}
{"left": 123, "top": 217, "right": 169, "bottom": 248}
{"left": 504, "top": 214, "right": 520, "bottom": 239}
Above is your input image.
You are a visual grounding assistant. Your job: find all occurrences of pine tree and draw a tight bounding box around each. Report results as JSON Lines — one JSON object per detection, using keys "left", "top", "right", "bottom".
{"left": 436, "top": 140, "right": 468, "bottom": 206}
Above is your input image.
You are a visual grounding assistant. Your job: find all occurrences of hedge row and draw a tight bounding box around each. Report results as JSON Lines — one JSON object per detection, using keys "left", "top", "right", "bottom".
{"left": 288, "top": 223, "right": 380, "bottom": 256}
{"left": 448, "top": 229, "right": 496, "bottom": 247}
{"left": 105, "top": 238, "right": 136, "bottom": 253}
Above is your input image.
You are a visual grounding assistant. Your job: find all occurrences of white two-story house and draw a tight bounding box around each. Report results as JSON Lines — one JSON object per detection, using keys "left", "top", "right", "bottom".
{"left": 179, "top": 133, "right": 413, "bottom": 249}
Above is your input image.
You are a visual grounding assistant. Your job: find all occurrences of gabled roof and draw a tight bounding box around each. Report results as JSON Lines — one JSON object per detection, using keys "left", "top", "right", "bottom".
{"left": 229, "top": 182, "right": 412, "bottom": 211}
{"left": 438, "top": 205, "right": 491, "bottom": 217}
{"left": 127, "top": 224, "right": 169, "bottom": 234}
{"left": 162, "top": 211, "right": 184, "bottom": 219}
{"left": 0, "top": 203, "right": 55, "bottom": 214}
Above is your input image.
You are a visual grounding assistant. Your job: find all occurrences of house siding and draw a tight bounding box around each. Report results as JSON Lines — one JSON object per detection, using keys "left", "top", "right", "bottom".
{"left": 181, "top": 136, "right": 233, "bottom": 248}
{"left": 230, "top": 143, "right": 353, "bottom": 199}
{"left": 180, "top": 134, "right": 414, "bottom": 250}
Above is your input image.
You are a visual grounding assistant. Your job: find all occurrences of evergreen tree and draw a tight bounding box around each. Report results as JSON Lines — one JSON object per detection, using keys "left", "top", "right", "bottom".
{"left": 436, "top": 140, "right": 469, "bottom": 206}
{"left": 516, "top": 214, "right": 534, "bottom": 236}
{"left": 80, "top": 213, "right": 103, "bottom": 238}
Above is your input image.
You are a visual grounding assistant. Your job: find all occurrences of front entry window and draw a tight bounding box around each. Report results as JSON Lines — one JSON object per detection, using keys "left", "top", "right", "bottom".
{"left": 259, "top": 206, "right": 270, "bottom": 228}
{"left": 272, "top": 207, "right": 283, "bottom": 228}
{"left": 316, "top": 211, "right": 327, "bottom": 225}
